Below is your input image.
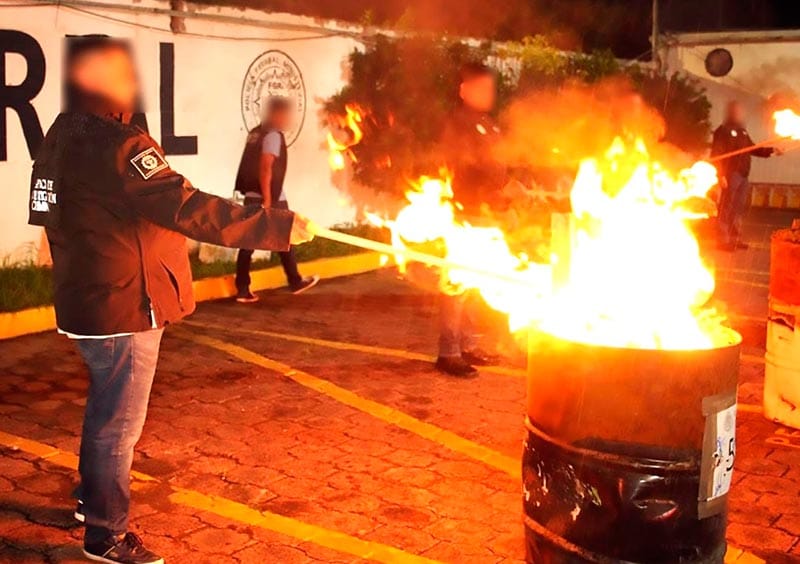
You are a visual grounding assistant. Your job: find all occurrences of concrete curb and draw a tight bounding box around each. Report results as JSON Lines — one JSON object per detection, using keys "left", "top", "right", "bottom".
{"left": 0, "top": 306, "right": 57, "bottom": 341}
{"left": 751, "top": 183, "right": 800, "bottom": 209}
{"left": 0, "top": 252, "right": 387, "bottom": 341}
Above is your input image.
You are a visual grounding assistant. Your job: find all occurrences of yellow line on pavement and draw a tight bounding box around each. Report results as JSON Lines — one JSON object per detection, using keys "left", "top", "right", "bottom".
{"left": 183, "top": 320, "right": 527, "bottom": 378}
{"left": 169, "top": 488, "right": 438, "bottom": 563}
{"left": 724, "top": 546, "right": 766, "bottom": 563}
{"left": 729, "top": 313, "right": 765, "bottom": 324}
{"left": 0, "top": 430, "right": 439, "bottom": 564}
{"left": 184, "top": 321, "right": 768, "bottom": 381}
{"left": 177, "top": 328, "right": 521, "bottom": 480}
{"left": 741, "top": 353, "right": 764, "bottom": 365}
{"left": 737, "top": 403, "right": 763, "bottom": 415}
{"left": 717, "top": 277, "right": 770, "bottom": 289}
{"left": 717, "top": 268, "right": 769, "bottom": 277}
{"left": 0, "top": 431, "right": 156, "bottom": 482}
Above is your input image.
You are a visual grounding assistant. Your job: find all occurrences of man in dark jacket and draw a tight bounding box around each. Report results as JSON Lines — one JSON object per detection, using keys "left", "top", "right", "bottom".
{"left": 434, "top": 63, "right": 507, "bottom": 377}
{"left": 711, "top": 101, "right": 779, "bottom": 251}
{"left": 28, "top": 36, "right": 312, "bottom": 564}
{"left": 233, "top": 98, "right": 319, "bottom": 302}
{"left": 439, "top": 64, "right": 508, "bottom": 219}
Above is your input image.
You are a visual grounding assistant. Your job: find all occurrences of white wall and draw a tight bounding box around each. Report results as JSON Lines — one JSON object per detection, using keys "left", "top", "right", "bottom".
{"left": 664, "top": 34, "right": 800, "bottom": 186}
{"left": 0, "top": 0, "right": 363, "bottom": 260}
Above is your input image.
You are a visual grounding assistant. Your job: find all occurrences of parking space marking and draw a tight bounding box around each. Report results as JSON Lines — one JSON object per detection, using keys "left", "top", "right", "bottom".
{"left": 737, "top": 403, "right": 763, "bottom": 414}
{"left": 717, "top": 268, "right": 769, "bottom": 277}
{"left": 717, "top": 277, "right": 770, "bottom": 290}
{"left": 0, "top": 430, "right": 441, "bottom": 564}
{"left": 766, "top": 427, "right": 800, "bottom": 451}
{"left": 184, "top": 320, "right": 527, "bottom": 378}
{"left": 178, "top": 328, "right": 521, "bottom": 480}
{"left": 724, "top": 546, "right": 766, "bottom": 563}
{"left": 185, "top": 321, "right": 767, "bottom": 385}
{"left": 741, "top": 354, "right": 764, "bottom": 364}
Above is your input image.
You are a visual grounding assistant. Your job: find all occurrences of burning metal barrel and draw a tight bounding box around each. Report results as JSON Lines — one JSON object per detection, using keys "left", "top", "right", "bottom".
{"left": 523, "top": 331, "right": 741, "bottom": 563}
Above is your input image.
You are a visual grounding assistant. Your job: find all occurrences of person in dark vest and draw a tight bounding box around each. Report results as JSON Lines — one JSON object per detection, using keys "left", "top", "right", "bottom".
{"left": 234, "top": 98, "right": 319, "bottom": 302}
{"left": 711, "top": 100, "right": 780, "bottom": 251}
{"left": 29, "top": 36, "right": 313, "bottom": 564}
{"left": 434, "top": 63, "right": 507, "bottom": 377}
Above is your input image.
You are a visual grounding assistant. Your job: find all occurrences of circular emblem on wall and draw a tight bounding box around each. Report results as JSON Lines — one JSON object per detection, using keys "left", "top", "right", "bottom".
{"left": 241, "top": 50, "right": 306, "bottom": 146}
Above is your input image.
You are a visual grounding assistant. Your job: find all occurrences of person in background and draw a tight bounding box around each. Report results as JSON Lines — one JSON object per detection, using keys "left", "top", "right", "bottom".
{"left": 711, "top": 100, "right": 780, "bottom": 251}
{"left": 234, "top": 98, "right": 319, "bottom": 302}
{"left": 30, "top": 36, "right": 313, "bottom": 564}
{"left": 434, "top": 62, "right": 507, "bottom": 377}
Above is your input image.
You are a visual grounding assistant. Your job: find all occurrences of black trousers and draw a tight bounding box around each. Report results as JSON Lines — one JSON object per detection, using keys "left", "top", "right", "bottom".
{"left": 235, "top": 197, "right": 302, "bottom": 291}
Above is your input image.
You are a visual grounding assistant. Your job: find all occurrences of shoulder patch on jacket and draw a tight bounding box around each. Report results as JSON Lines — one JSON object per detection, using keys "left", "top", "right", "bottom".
{"left": 130, "top": 147, "right": 168, "bottom": 179}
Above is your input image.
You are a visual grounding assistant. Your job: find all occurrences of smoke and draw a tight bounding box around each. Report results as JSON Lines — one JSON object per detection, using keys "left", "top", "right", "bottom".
{"left": 493, "top": 77, "right": 680, "bottom": 174}
{"left": 732, "top": 56, "right": 800, "bottom": 103}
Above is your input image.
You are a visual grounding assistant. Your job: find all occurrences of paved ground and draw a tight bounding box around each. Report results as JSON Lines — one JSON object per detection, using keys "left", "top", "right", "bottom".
{"left": 0, "top": 208, "right": 799, "bottom": 563}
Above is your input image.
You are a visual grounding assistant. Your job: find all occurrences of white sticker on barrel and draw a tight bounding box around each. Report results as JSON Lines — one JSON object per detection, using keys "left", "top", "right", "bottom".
{"left": 710, "top": 404, "right": 736, "bottom": 499}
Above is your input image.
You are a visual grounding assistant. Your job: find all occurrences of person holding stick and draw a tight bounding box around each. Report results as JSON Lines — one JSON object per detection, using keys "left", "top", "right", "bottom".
{"left": 30, "top": 36, "right": 313, "bottom": 564}
{"left": 711, "top": 101, "right": 780, "bottom": 251}
{"left": 433, "top": 62, "right": 507, "bottom": 377}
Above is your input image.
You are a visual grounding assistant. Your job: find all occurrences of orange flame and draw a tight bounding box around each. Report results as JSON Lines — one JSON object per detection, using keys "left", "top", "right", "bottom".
{"left": 327, "top": 105, "right": 365, "bottom": 171}
{"left": 774, "top": 109, "right": 800, "bottom": 140}
{"left": 368, "top": 174, "right": 552, "bottom": 331}
{"left": 374, "top": 138, "right": 729, "bottom": 350}
{"left": 543, "top": 138, "right": 723, "bottom": 349}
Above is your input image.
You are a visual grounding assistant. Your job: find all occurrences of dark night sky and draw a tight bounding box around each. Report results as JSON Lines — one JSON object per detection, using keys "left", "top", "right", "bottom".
{"left": 198, "top": 0, "right": 800, "bottom": 58}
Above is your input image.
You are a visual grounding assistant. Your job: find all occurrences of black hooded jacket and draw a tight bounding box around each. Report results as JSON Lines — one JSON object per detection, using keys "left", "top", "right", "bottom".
{"left": 29, "top": 110, "right": 294, "bottom": 335}
{"left": 439, "top": 105, "right": 508, "bottom": 217}
{"left": 711, "top": 120, "right": 774, "bottom": 179}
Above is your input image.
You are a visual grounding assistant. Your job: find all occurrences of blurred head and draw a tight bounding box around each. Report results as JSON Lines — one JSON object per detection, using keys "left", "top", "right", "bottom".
{"left": 726, "top": 100, "right": 746, "bottom": 124}
{"left": 459, "top": 62, "right": 496, "bottom": 113}
{"left": 264, "top": 97, "right": 293, "bottom": 131}
{"left": 66, "top": 36, "right": 139, "bottom": 114}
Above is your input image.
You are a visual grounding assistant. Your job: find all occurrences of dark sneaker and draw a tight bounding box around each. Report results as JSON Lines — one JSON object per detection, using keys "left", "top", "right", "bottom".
{"left": 435, "top": 356, "right": 478, "bottom": 378}
{"left": 74, "top": 499, "right": 85, "bottom": 523}
{"left": 235, "top": 290, "right": 260, "bottom": 303}
{"left": 735, "top": 241, "right": 749, "bottom": 250}
{"left": 83, "top": 532, "right": 163, "bottom": 564}
{"left": 290, "top": 275, "right": 320, "bottom": 295}
{"left": 461, "top": 349, "right": 501, "bottom": 366}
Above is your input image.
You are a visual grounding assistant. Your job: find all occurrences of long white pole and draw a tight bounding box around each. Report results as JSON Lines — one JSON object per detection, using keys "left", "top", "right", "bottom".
{"left": 310, "top": 225, "right": 539, "bottom": 289}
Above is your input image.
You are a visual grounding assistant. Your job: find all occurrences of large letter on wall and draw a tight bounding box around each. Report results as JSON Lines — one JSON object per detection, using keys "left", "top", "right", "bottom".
{"left": 160, "top": 42, "right": 197, "bottom": 155}
{"left": 0, "top": 30, "right": 45, "bottom": 161}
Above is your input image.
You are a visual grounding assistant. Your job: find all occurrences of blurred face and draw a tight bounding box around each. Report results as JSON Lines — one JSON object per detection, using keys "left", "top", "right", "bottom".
{"left": 727, "top": 102, "right": 746, "bottom": 124}
{"left": 268, "top": 107, "right": 293, "bottom": 131}
{"left": 460, "top": 74, "right": 496, "bottom": 112}
{"left": 70, "top": 46, "right": 139, "bottom": 112}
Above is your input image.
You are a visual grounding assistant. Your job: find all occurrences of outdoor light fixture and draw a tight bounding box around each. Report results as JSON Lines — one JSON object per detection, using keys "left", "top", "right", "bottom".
{"left": 705, "top": 48, "right": 734, "bottom": 78}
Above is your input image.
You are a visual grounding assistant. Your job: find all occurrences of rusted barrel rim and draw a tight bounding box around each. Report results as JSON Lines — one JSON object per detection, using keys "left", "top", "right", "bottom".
{"left": 525, "top": 417, "right": 698, "bottom": 473}
{"left": 523, "top": 514, "right": 626, "bottom": 564}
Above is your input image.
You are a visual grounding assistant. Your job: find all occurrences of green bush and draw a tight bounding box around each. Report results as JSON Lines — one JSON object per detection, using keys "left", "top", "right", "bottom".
{"left": 626, "top": 66, "right": 712, "bottom": 156}
{"left": 326, "top": 35, "right": 712, "bottom": 201}
{"left": 326, "top": 35, "right": 510, "bottom": 197}
{"left": 0, "top": 262, "right": 53, "bottom": 312}
{"left": 0, "top": 224, "right": 389, "bottom": 313}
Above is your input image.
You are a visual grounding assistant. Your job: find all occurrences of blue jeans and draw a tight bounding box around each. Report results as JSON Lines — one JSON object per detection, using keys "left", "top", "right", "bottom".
{"left": 439, "top": 292, "right": 477, "bottom": 358}
{"left": 74, "top": 329, "right": 164, "bottom": 544}
{"left": 718, "top": 172, "right": 750, "bottom": 245}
